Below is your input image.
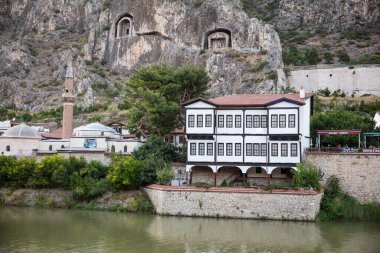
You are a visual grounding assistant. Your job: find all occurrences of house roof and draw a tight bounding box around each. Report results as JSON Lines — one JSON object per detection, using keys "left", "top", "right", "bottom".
{"left": 74, "top": 122, "right": 118, "bottom": 134}
{"left": 183, "top": 93, "right": 312, "bottom": 108}
{"left": 209, "top": 93, "right": 310, "bottom": 107}
{"left": 41, "top": 128, "right": 63, "bottom": 139}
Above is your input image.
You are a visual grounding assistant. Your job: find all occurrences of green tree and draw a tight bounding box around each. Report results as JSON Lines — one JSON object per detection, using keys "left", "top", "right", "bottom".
{"left": 311, "top": 110, "right": 376, "bottom": 146}
{"left": 30, "top": 155, "right": 66, "bottom": 188}
{"left": 323, "top": 52, "right": 334, "bottom": 64}
{"left": 139, "top": 154, "right": 167, "bottom": 186}
{"left": 292, "top": 162, "right": 323, "bottom": 190}
{"left": 107, "top": 155, "right": 142, "bottom": 189}
{"left": 337, "top": 50, "right": 350, "bottom": 63}
{"left": 156, "top": 165, "right": 174, "bottom": 185}
{"left": 125, "top": 64, "right": 210, "bottom": 137}
{"left": 0, "top": 156, "right": 17, "bottom": 186}
{"left": 305, "top": 48, "right": 320, "bottom": 65}
{"left": 133, "top": 135, "right": 180, "bottom": 162}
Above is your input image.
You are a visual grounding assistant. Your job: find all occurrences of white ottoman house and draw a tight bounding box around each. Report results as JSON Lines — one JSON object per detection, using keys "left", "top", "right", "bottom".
{"left": 182, "top": 92, "right": 313, "bottom": 187}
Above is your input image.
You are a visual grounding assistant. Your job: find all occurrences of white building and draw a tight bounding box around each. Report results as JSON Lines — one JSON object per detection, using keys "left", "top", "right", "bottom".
{"left": 374, "top": 112, "right": 380, "bottom": 129}
{"left": 37, "top": 122, "right": 144, "bottom": 164}
{"left": 0, "top": 123, "right": 42, "bottom": 156}
{"left": 182, "top": 92, "right": 312, "bottom": 187}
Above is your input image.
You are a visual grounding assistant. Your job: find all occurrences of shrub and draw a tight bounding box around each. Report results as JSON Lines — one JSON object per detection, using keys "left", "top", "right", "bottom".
{"left": 252, "top": 60, "right": 269, "bottom": 72}
{"left": 337, "top": 50, "right": 350, "bottom": 63}
{"left": 220, "top": 179, "right": 228, "bottom": 187}
{"left": 292, "top": 162, "right": 323, "bottom": 190}
{"left": 30, "top": 155, "right": 66, "bottom": 188}
{"left": 191, "top": 182, "right": 212, "bottom": 188}
{"left": 156, "top": 165, "right": 174, "bottom": 185}
{"left": 133, "top": 135, "right": 179, "bottom": 162}
{"left": 129, "top": 196, "right": 155, "bottom": 213}
{"left": 0, "top": 156, "right": 17, "bottom": 187}
{"left": 139, "top": 155, "right": 166, "bottom": 186}
{"left": 9, "top": 157, "right": 36, "bottom": 188}
{"left": 107, "top": 155, "right": 142, "bottom": 190}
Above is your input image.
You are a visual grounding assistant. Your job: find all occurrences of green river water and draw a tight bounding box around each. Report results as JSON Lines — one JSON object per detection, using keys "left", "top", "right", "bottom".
{"left": 0, "top": 207, "right": 379, "bottom": 253}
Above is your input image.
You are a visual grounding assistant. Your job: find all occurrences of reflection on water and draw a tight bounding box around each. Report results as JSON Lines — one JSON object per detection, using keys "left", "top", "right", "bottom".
{"left": 0, "top": 207, "right": 379, "bottom": 253}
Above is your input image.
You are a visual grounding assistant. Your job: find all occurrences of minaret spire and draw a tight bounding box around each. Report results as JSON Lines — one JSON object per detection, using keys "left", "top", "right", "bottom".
{"left": 62, "top": 58, "right": 75, "bottom": 139}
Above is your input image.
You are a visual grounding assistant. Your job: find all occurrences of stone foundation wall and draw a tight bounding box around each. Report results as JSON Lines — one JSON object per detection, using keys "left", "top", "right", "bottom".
{"left": 305, "top": 153, "right": 380, "bottom": 203}
{"left": 144, "top": 186, "right": 322, "bottom": 221}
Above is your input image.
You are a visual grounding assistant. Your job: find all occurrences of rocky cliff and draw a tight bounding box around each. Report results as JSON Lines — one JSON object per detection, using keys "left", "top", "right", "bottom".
{"left": 0, "top": 0, "right": 284, "bottom": 112}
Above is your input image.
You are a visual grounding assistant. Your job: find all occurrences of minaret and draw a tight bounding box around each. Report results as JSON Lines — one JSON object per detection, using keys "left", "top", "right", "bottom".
{"left": 62, "top": 60, "right": 75, "bottom": 139}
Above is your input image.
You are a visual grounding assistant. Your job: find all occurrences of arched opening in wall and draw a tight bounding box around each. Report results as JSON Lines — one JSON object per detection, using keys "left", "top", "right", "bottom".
{"left": 115, "top": 13, "right": 133, "bottom": 38}
{"left": 61, "top": 145, "right": 65, "bottom": 149}
{"left": 217, "top": 166, "right": 242, "bottom": 187}
{"left": 246, "top": 167, "right": 268, "bottom": 187}
{"left": 124, "top": 145, "right": 128, "bottom": 153}
{"left": 6, "top": 145, "right": 10, "bottom": 152}
{"left": 271, "top": 167, "right": 294, "bottom": 186}
{"left": 204, "top": 28, "right": 232, "bottom": 50}
{"left": 111, "top": 145, "right": 115, "bottom": 153}
{"left": 191, "top": 166, "right": 214, "bottom": 185}
{"left": 49, "top": 145, "right": 53, "bottom": 151}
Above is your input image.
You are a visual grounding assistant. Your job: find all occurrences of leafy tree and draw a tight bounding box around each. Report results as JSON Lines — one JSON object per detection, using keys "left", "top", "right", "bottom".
{"left": 10, "top": 157, "right": 36, "bottom": 188}
{"left": 0, "top": 156, "right": 17, "bottom": 186}
{"left": 107, "top": 155, "right": 142, "bottom": 190}
{"left": 139, "top": 154, "right": 167, "bottom": 186}
{"left": 125, "top": 64, "right": 210, "bottom": 137}
{"left": 323, "top": 52, "right": 334, "bottom": 64}
{"left": 156, "top": 165, "right": 174, "bottom": 185}
{"left": 292, "top": 162, "right": 323, "bottom": 190}
{"left": 133, "top": 135, "right": 180, "bottom": 162}
{"left": 30, "top": 155, "right": 66, "bottom": 188}
{"left": 304, "top": 48, "right": 320, "bottom": 65}
{"left": 337, "top": 50, "right": 350, "bottom": 63}
{"left": 311, "top": 110, "right": 376, "bottom": 146}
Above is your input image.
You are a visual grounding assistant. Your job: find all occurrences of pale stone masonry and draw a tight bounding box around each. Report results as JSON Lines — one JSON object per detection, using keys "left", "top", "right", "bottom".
{"left": 144, "top": 185, "right": 323, "bottom": 221}
{"left": 306, "top": 153, "right": 380, "bottom": 203}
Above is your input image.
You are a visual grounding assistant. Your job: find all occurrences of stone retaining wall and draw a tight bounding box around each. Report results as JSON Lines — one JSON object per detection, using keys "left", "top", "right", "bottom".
{"left": 144, "top": 185, "right": 322, "bottom": 221}
{"left": 305, "top": 153, "right": 380, "bottom": 203}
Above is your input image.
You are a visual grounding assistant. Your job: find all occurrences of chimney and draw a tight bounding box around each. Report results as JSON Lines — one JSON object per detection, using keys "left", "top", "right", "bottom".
{"left": 62, "top": 58, "right": 75, "bottom": 139}
{"left": 300, "top": 86, "right": 305, "bottom": 99}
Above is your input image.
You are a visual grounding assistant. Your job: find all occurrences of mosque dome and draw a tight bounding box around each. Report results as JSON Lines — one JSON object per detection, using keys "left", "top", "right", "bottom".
{"left": 2, "top": 123, "right": 41, "bottom": 139}
{"left": 73, "top": 122, "right": 118, "bottom": 134}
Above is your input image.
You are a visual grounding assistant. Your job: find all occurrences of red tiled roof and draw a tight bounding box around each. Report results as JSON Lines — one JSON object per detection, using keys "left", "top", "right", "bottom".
{"left": 208, "top": 93, "right": 311, "bottom": 107}
{"left": 41, "top": 128, "right": 63, "bottom": 139}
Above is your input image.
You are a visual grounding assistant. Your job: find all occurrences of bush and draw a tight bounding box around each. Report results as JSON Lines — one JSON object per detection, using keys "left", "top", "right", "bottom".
{"left": 133, "top": 135, "right": 180, "bottom": 162}
{"left": 10, "top": 158, "right": 36, "bottom": 188}
{"left": 139, "top": 155, "right": 166, "bottom": 186}
{"left": 0, "top": 156, "right": 17, "bottom": 187}
{"left": 30, "top": 155, "right": 66, "bottom": 188}
{"left": 220, "top": 179, "right": 228, "bottom": 187}
{"left": 292, "top": 162, "right": 323, "bottom": 190}
{"left": 129, "top": 196, "right": 155, "bottom": 213}
{"left": 252, "top": 60, "right": 269, "bottom": 72}
{"left": 107, "top": 155, "right": 142, "bottom": 190}
{"left": 337, "top": 50, "right": 350, "bottom": 63}
{"left": 156, "top": 165, "right": 174, "bottom": 185}
{"left": 191, "top": 182, "right": 212, "bottom": 188}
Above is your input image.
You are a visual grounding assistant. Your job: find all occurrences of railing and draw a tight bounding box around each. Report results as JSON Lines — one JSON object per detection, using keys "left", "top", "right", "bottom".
{"left": 306, "top": 147, "right": 380, "bottom": 153}
{"left": 290, "top": 64, "right": 380, "bottom": 71}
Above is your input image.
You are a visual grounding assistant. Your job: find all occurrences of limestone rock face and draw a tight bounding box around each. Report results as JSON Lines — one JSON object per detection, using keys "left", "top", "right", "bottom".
{"left": 0, "top": 0, "right": 283, "bottom": 111}
{"left": 274, "top": 0, "right": 380, "bottom": 32}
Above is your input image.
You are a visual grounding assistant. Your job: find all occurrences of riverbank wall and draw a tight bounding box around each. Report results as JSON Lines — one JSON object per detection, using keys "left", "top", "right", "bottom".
{"left": 305, "top": 153, "right": 380, "bottom": 203}
{"left": 144, "top": 185, "right": 323, "bottom": 221}
{"left": 0, "top": 188, "right": 152, "bottom": 212}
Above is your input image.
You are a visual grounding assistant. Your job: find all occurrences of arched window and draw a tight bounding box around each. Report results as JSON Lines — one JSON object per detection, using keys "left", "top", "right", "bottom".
{"left": 124, "top": 145, "right": 128, "bottom": 153}
{"left": 115, "top": 13, "right": 133, "bottom": 38}
{"left": 61, "top": 145, "right": 65, "bottom": 148}
{"left": 49, "top": 145, "right": 53, "bottom": 151}
{"left": 204, "top": 28, "right": 232, "bottom": 50}
{"left": 111, "top": 145, "right": 115, "bottom": 153}
{"left": 6, "top": 145, "right": 10, "bottom": 152}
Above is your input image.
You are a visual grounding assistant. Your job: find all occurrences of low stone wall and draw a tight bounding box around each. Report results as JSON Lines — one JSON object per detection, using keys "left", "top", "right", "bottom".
{"left": 305, "top": 152, "right": 380, "bottom": 203}
{"left": 144, "top": 185, "right": 322, "bottom": 221}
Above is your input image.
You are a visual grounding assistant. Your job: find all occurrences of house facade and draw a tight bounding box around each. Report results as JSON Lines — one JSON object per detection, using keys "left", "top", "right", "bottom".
{"left": 183, "top": 92, "right": 312, "bottom": 186}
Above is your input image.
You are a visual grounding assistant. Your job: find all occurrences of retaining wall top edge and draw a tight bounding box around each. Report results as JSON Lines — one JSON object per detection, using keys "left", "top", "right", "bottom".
{"left": 145, "top": 185, "right": 320, "bottom": 195}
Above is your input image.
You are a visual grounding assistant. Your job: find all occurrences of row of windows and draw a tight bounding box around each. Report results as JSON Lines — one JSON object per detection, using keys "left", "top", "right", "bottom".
{"left": 271, "top": 114, "right": 296, "bottom": 128}
{"left": 189, "top": 142, "right": 298, "bottom": 157}
{"left": 188, "top": 114, "right": 296, "bottom": 129}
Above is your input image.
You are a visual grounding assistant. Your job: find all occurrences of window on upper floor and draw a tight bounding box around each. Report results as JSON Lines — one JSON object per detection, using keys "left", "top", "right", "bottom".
{"left": 246, "top": 115, "right": 252, "bottom": 128}
{"left": 261, "top": 143, "right": 267, "bottom": 156}
{"left": 261, "top": 115, "right": 267, "bottom": 128}
{"left": 124, "top": 145, "right": 128, "bottom": 153}
{"left": 288, "top": 114, "right": 296, "bottom": 128}
{"left": 218, "top": 143, "right": 224, "bottom": 156}
{"left": 6, "top": 145, "right": 10, "bottom": 152}
{"left": 199, "top": 143, "right": 205, "bottom": 155}
{"left": 235, "top": 143, "right": 241, "bottom": 156}
{"left": 190, "top": 143, "right": 196, "bottom": 155}
{"left": 218, "top": 115, "right": 224, "bottom": 128}
{"left": 291, "top": 143, "right": 298, "bottom": 157}
{"left": 253, "top": 115, "right": 260, "bottom": 128}
{"left": 271, "top": 115, "right": 278, "bottom": 128}
{"left": 226, "top": 115, "right": 233, "bottom": 128}
{"left": 226, "top": 143, "right": 233, "bottom": 156}
{"left": 49, "top": 145, "right": 53, "bottom": 151}
{"left": 235, "top": 115, "right": 241, "bottom": 128}
{"left": 281, "top": 143, "right": 288, "bottom": 156}
{"left": 205, "top": 114, "right": 212, "bottom": 127}
{"left": 279, "top": 114, "right": 286, "bottom": 128}
{"left": 246, "top": 143, "right": 253, "bottom": 156}
{"left": 188, "top": 115, "right": 195, "bottom": 127}
{"left": 253, "top": 143, "right": 260, "bottom": 156}
{"left": 197, "top": 115, "right": 203, "bottom": 127}
{"left": 271, "top": 143, "right": 278, "bottom": 156}
{"left": 207, "top": 143, "right": 213, "bottom": 156}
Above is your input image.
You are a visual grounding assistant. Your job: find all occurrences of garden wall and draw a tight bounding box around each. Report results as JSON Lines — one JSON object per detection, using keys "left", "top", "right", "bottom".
{"left": 305, "top": 152, "right": 380, "bottom": 203}
{"left": 144, "top": 185, "right": 322, "bottom": 221}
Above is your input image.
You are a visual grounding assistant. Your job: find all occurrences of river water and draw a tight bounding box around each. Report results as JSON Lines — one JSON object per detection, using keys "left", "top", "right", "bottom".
{"left": 0, "top": 207, "right": 379, "bottom": 253}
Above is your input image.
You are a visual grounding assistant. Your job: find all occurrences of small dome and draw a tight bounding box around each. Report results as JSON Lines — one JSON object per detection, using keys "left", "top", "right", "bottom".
{"left": 2, "top": 123, "right": 41, "bottom": 139}
{"left": 73, "top": 122, "right": 118, "bottom": 134}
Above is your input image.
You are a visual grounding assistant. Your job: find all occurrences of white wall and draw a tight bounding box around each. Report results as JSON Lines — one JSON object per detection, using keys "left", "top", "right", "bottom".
{"left": 0, "top": 138, "right": 40, "bottom": 157}
{"left": 244, "top": 109, "right": 267, "bottom": 135}
{"left": 268, "top": 108, "right": 298, "bottom": 135}
{"left": 269, "top": 141, "right": 300, "bottom": 164}
{"left": 186, "top": 108, "right": 214, "bottom": 134}
{"left": 70, "top": 137, "right": 108, "bottom": 149}
{"left": 108, "top": 140, "right": 143, "bottom": 155}
{"left": 187, "top": 140, "right": 215, "bottom": 162}
{"left": 39, "top": 140, "right": 69, "bottom": 151}
{"left": 216, "top": 110, "right": 243, "bottom": 134}
{"left": 215, "top": 136, "right": 244, "bottom": 163}
{"left": 289, "top": 66, "right": 380, "bottom": 96}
